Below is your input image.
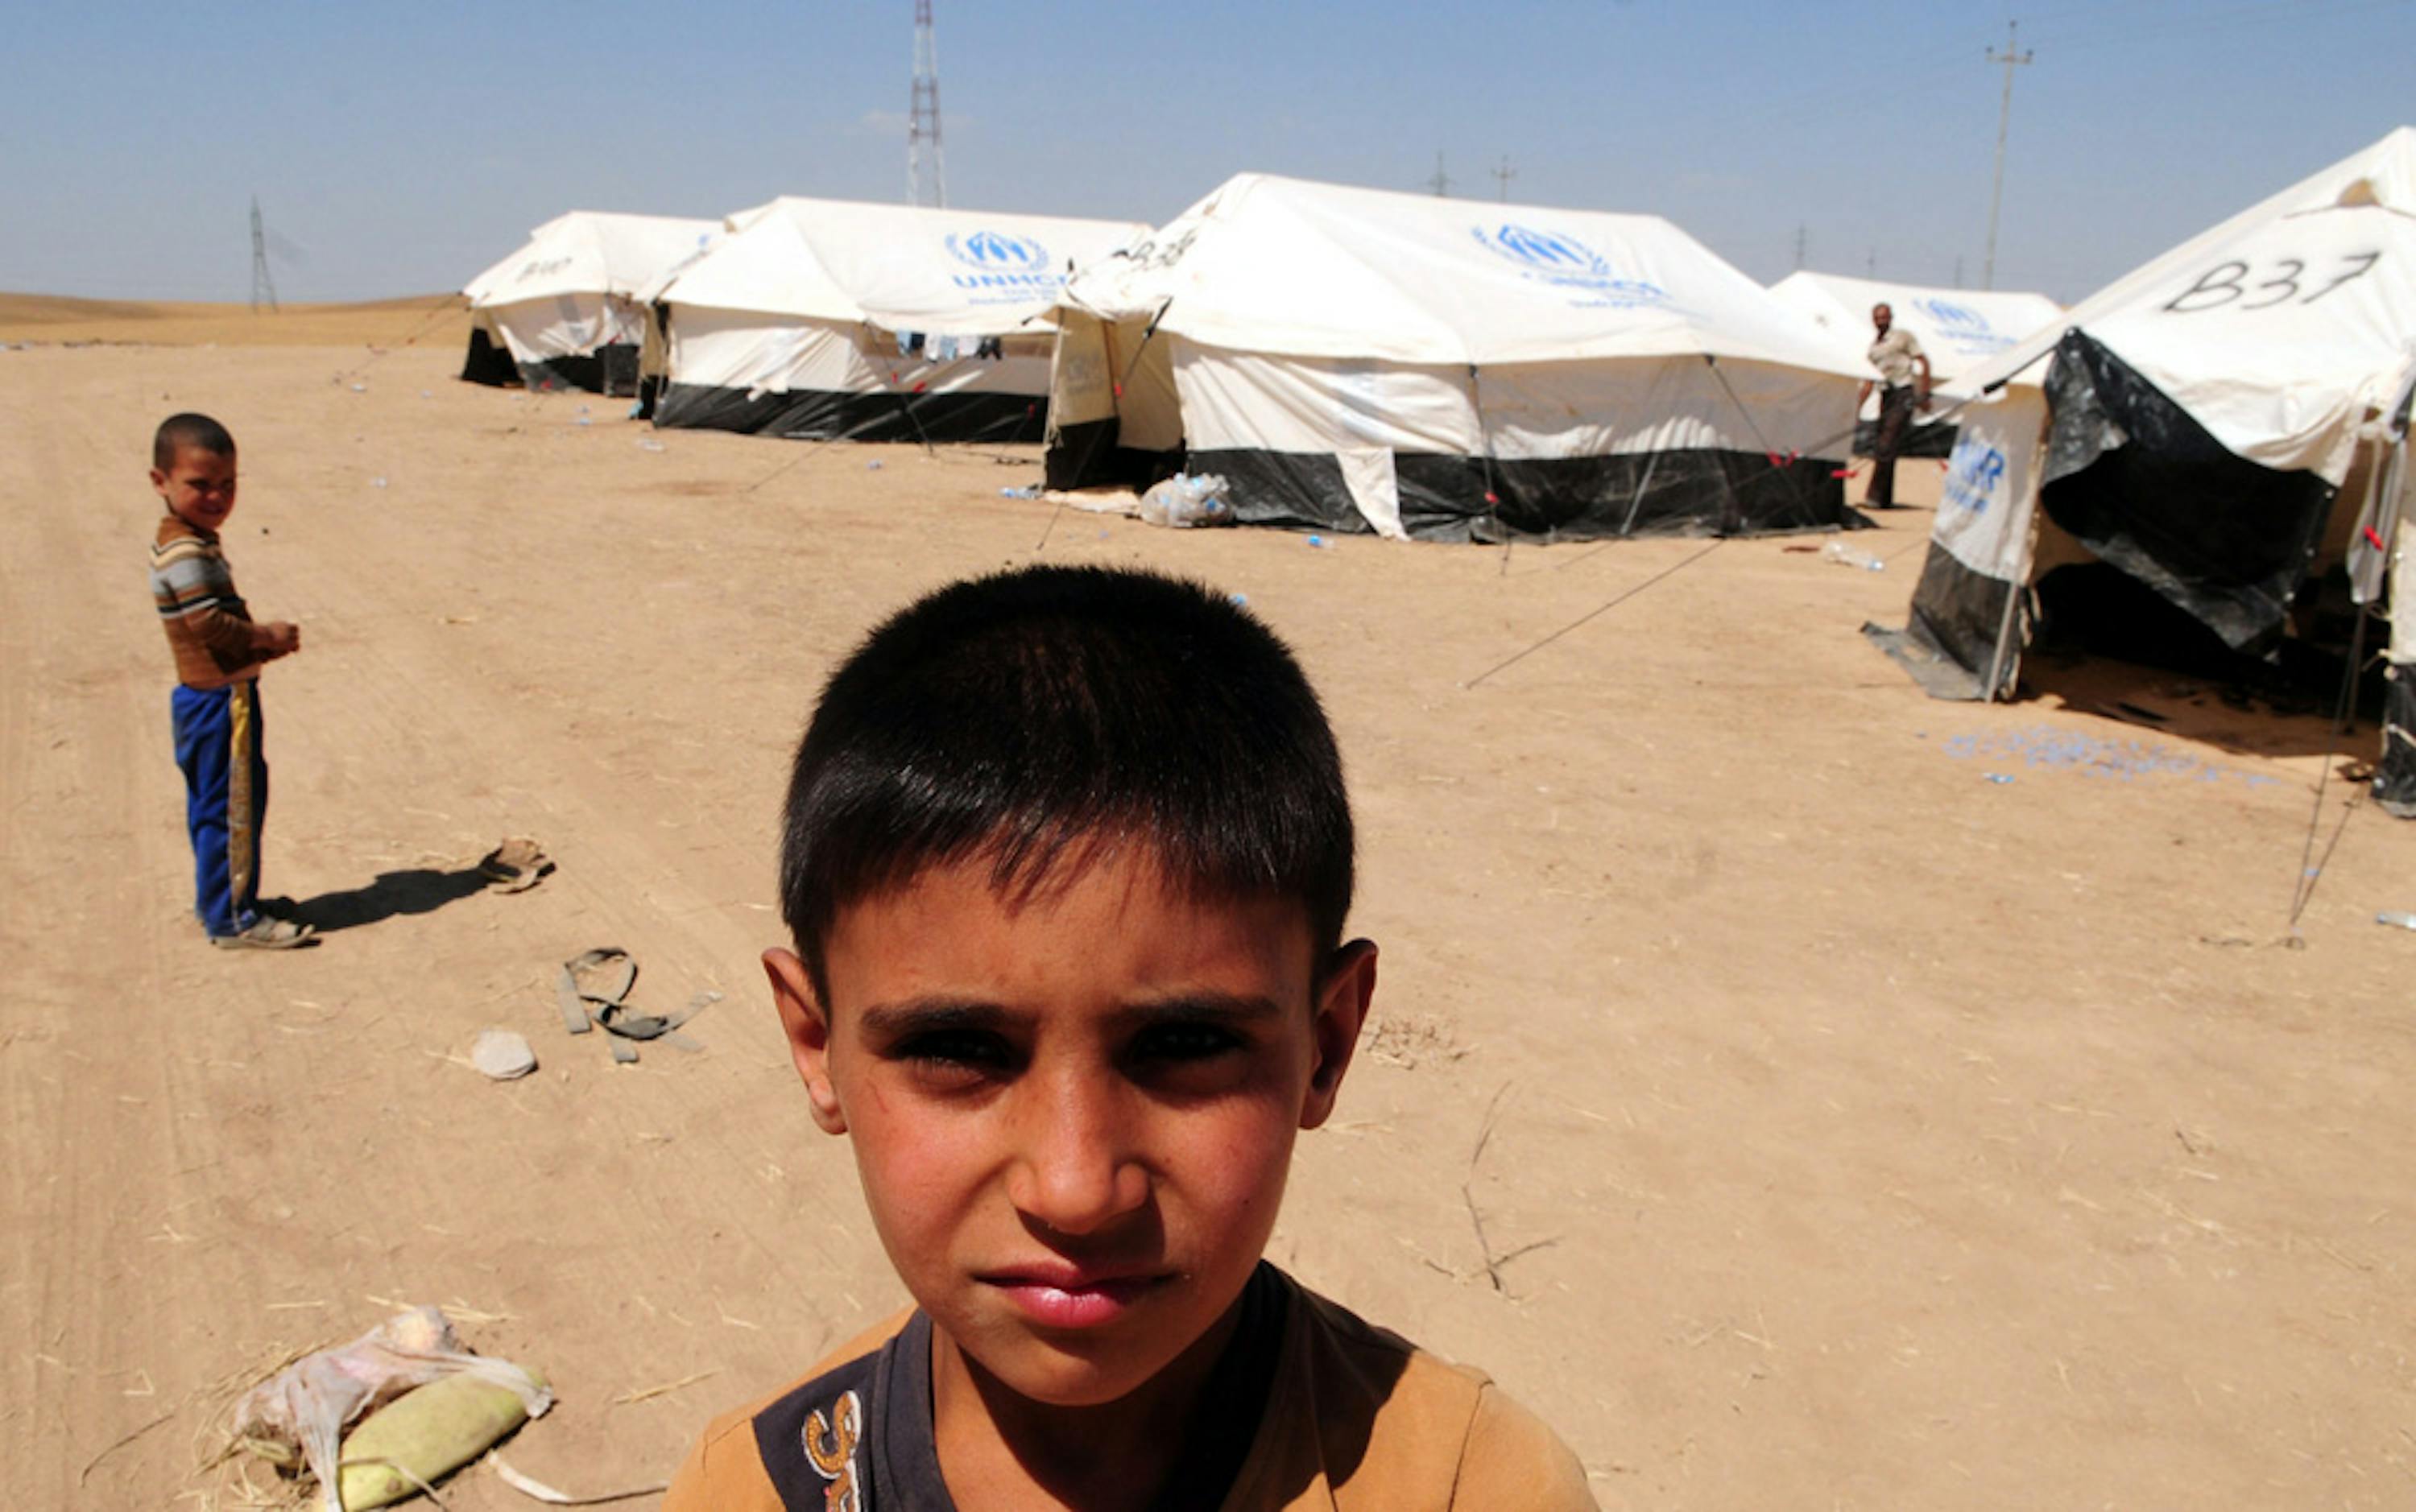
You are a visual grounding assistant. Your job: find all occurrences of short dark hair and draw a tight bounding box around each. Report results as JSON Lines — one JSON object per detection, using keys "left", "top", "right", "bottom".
{"left": 154, "top": 413, "right": 236, "bottom": 471}
{"left": 779, "top": 565, "right": 1355, "bottom": 999}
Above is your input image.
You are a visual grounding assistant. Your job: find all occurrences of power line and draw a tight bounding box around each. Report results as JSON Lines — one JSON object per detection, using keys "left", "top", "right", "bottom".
{"left": 1983, "top": 19, "right": 2035, "bottom": 291}
{"left": 1491, "top": 155, "right": 1516, "bottom": 202}
{"left": 248, "top": 196, "right": 279, "bottom": 313}
{"left": 908, "top": 0, "right": 945, "bottom": 208}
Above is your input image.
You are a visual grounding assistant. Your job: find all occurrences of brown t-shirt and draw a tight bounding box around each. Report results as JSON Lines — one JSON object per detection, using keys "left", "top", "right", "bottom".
{"left": 664, "top": 1264, "right": 1596, "bottom": 1511}
{"left": 150, "top": 514, "right": 279, "bottom": 688}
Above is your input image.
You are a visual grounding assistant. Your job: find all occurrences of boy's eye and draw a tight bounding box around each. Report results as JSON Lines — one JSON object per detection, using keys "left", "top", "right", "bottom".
{"left": 890, "top": 1030, "right": 1016, "bottom": 1080}
{"left": 1127, "top": 1022, "right": 1245, "bottom": 1064}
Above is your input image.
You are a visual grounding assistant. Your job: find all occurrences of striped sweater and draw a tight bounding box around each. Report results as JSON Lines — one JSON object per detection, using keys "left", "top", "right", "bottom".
{"left": 151, "top": 514, "right": 278, "bottom": 688}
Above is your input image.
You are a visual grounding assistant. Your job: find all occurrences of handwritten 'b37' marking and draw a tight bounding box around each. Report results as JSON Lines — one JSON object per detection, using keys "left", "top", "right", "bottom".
{"left": 2162, "top": 251, "right": 2381, "bottom": 313}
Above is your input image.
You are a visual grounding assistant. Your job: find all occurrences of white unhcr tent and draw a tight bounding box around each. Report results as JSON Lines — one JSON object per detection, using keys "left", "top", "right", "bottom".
{"left": 1868, "top": 127, "right": 2416, "bottom": 813}
{"left": 1769, "top": 271, "right": 2062, "bottom": 456}
{"left": 462, "top": 211, "right": 722, "bottom": 394}
{"left": 650, "top": 198, "right": 1148, "bottom": 445}
{"left": 1046, "top": 173, "right": 1876, "bottom": 542}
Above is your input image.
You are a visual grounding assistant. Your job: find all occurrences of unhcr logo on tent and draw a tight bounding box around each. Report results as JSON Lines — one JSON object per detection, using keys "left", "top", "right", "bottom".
{"left": 945, "top": 230, "right": 1062, "bottom": 298}
{"left": 1470, "top": 224, "right": 1676, "bottom": 310}
{"left": 1915, "top": 297, "right": 1992, "bottom": 332}
{"left": 1912, "top": 296, "right": 2014, "bottom": 354}
{"left": 1942, "top": 434, "right": 2009, "bottom": 515}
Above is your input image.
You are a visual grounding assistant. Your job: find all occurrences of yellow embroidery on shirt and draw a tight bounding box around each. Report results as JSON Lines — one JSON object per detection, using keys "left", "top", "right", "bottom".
{"left": 802, "top": 1388, "right": 865, "bottom": 1512}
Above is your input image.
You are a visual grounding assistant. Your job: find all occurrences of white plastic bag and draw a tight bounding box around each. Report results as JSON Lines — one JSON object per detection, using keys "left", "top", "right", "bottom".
{"left": 230, "top": 1304, "right": 552, "bottom": 1511}
{"left": 1138, "top": 473, "right": 1235, "bottom": 529}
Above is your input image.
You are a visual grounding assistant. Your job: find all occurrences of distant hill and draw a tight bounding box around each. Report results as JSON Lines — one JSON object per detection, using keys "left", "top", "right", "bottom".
{"left": 0, "top": 292, "right": 471, "bottom": 349}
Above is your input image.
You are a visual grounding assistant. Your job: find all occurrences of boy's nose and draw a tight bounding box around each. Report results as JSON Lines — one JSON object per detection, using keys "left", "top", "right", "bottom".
{"left": 1002, "top": 1076, "right": 1149, "bottom": 1236}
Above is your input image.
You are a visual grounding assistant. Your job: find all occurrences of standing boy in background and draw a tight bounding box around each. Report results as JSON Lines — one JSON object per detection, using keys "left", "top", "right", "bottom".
{"left": 148, "top": 413, "right": 313, "bottom": 948}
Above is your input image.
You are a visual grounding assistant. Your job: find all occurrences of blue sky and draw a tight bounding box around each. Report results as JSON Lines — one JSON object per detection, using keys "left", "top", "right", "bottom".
{"left": 4, "top": 0, "right": 2406, "bottom": 304}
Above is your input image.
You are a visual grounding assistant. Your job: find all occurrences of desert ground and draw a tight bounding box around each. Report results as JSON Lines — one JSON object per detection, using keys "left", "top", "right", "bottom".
{"left": 4, "top": 298, "right": 2411, "bottom": 1510}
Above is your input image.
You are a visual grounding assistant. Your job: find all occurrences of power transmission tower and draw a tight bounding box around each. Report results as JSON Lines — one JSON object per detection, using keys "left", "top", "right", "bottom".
{"left": 1425, "top": 151, "right": 1452, "bottom": 197}
{"left": 1867, "top": 246, "right": 1877, "bottom": 276}
{"left": 908, "top": 0, "right": 946, "bottom": 208}
{"left": 1491, "top": 155, "right": 1516, "bottom": 202}
{"left": 1793, "top": 223, "right": 1807, "bottom": 271}
{"left": 1982, "top": 19, "right": 2033, "bottom": 291}
{"left": 249, "top": 196, "right": 279, "bottom": 313}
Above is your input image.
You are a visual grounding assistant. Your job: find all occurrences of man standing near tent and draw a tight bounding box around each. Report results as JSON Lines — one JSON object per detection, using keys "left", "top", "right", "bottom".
{"left": 1857, "top": 303, "right": 1930, "bottom": 509}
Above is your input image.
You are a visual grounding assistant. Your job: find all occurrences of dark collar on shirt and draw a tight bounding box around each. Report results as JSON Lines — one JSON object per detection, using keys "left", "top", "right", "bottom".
{"left": 751, "top": 1264, "right": 1291, "bottom": 1512}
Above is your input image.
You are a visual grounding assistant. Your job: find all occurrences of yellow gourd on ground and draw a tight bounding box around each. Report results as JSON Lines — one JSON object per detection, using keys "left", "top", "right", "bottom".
{"left": 335, "top": 1365, "right": 548, "bottom": 1510}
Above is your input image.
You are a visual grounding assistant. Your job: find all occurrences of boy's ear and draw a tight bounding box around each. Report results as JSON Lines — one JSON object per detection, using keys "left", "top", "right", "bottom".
{"left": 763, "top": 948, "right": 848, "bottom": 1136}
{"left": 149, "top": 467, "right": 168, "bottom": 495}
{"left": 1299, "top": 938, "right": 1377, "bottom": 1131}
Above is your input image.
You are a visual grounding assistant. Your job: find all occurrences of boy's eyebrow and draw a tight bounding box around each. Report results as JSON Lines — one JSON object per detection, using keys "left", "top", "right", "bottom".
{"left": 857, "top": 998, "right": 1009, "bottom": 1039}
{"left": 854, "top": 992, "right": 1285, "bottom": 1038}
{"left": 1117, "top": 993, "right": 1285, "bottom": 1026}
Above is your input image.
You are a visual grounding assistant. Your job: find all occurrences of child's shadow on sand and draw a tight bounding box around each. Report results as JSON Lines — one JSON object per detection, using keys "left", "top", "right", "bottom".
{"left": 290, "top": 869, "right": 490, "bottom": 934}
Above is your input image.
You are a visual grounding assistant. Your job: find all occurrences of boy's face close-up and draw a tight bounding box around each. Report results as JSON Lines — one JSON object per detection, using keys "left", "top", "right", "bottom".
{"left": 767, "top": 845, "right": 1375, "bottom": 1410}
{"left": 153, "top": 444, "right": 239, "bottom": 532}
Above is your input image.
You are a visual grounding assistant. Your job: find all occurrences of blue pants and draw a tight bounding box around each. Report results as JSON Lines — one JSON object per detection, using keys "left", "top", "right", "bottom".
{"left": 171, "top": 682, "right": 270, "bottom": 938}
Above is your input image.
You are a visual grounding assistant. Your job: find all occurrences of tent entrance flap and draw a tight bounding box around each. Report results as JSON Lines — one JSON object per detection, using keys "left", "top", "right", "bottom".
{"left": 2040, "top": 331, "right": 2337, "bottom": 655}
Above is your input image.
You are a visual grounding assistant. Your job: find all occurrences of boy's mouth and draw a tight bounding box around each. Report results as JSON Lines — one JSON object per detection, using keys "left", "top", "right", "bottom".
{"left": 977, "top": 1263, "right": 1169, "bottom": 1329}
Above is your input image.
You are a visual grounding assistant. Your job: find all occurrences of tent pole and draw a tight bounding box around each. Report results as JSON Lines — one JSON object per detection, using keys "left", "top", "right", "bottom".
{"left": 1980, "top": 569, "right": 2022, "bottom": 701}
{"left": 1616, "top": 451, "right": 1663, "bottom": 538}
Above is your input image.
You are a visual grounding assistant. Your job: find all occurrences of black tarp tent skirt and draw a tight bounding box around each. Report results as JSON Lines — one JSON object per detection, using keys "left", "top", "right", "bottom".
{"left": 1854, "top": 416, "right": 1958, "bottom": 459}
{"left": 461, "top": 327, "right": 519, "bottom": 386}
{"left": 515, "top": 344, "right": 641, "bottom": 398}
{"left": 2040, "top": 331, "right": 2335, "bottom": 655}
{"left": 1046, "top": 428, "right": 1855, "bottom": 543}
{"left": 653, "top": 382, "right": 1049, "bottom": 444}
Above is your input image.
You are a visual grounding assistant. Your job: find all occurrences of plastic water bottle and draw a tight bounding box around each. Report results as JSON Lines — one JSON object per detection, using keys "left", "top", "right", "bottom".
{"left": 1823, "top": 540, "right": 1884, "bottom": 572}
{"left": 2379, "top": 911, "right": 2416, "bottom": 930}
{"left": 1305, "top": 535, "right": 1337, "bottom": 550}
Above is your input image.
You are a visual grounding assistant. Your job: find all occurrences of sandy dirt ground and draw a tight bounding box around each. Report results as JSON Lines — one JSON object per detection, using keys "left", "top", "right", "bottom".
{"left": 4, "top": 316, "right": 2412, "bottom": 1511}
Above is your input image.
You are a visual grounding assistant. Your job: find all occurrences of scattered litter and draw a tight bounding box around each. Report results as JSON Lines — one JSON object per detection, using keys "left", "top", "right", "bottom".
{"left": 636, "top": 438, "right": 666, "bottom": 452}
{"left": 575, "top": 417, "right": 592, "bottom": 428}
{"left": 1305, "top": 534, "right": 1338, "bottom": 551}
{"left": 1139, "top": 473, "right": 1234, "bottom": 528}
{"left": 370, "top": 477, "right": 388, "bottom": 490}
{"left": 1822, "top": 539, "right": 1884, "bottom": 571}
{"left": 865, "top": 459, "right": 883, "bottom": 470}
{"left": 222, "top": 1304, "right": 549, "bottom": 1512}
{"left": 477, "top": 837, "right": 552, "bottom": 894}
{"left": 1983, "top": 773, "right": 2014, "bottom": 785}
{"left": 470, "top": 1029, "right": 537, "bottom": 1080}
{"left": 488, "top": 1452, "right": 670, "bottom": 1506}
{"left": 1052, "top": 486, "right": 1141, "bottom": 515}
{"left": 1228, "top": 593, "right": 1249, "bottom": 607}
{"left": 999, "top": 485, "right": 1040, "bottom": 499}
{"left": 2378, "top": 911, "right": 2416, "bottom": 931}
{"left": 349, "top": 382, "right": 367, "bottom": 394}
{"left": 556, "top": 948, "right": 713, "bottom": 1064}
{"left": 1937, "top": 725, "right": 2279, "bottom": 787}
{"left": 626, "top": 401, "right": 644, "bottom": 419}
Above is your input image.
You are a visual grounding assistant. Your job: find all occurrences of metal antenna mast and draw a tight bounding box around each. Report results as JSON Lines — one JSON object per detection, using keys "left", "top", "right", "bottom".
{"left": 1425, "top": 151, "right": 1452, "bottom": 197}
{"left": 1982, "top": 19, "right": 2033, "bottom": 291}
{"left": 249, "top": 196, "right": 279, "bottom": 313}
{"left": 908, "top": 0, "right": 945, "bottom": 207}
{"left": 1491, "top": 155, "right": 1516, "bottom": 202}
